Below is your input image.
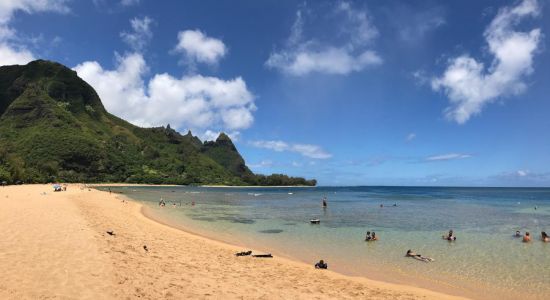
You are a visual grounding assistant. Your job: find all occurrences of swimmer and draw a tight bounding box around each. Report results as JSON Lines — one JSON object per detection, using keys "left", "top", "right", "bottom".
{"left": 442, "top": 229, "right": 456, "bottom": 241}
{"left": 541, "top": 231, "right": 549, "bottom": 242}
{"left": 322, "top": 197, "right": 327, "bottom": 208}
{"left": 406, "top": 250, "right": 434, "bottom": 262}
{"left": 365, "top": 231, "right": 372, "bottom": 241}
{"left": 523, "top": 232, "right": 531, "bottom": 243}
{"left": 371, "top": 231, "right": 378, "bottom": 241}
{"left": 515, "top": 230, "right": 521, "bottom": 237}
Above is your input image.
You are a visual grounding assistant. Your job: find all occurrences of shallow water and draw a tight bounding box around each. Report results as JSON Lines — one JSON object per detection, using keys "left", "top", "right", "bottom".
{"left": 100, "top": 186, "right": 550, "bottom": 299}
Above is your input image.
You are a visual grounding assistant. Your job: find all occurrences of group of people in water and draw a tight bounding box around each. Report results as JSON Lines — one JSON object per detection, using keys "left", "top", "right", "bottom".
{"left": 365, "top": 231, "right": 378, "bottom": 241}
{"left": 159, "top": 198, "right": 194, "bottom": 207}
{"left": 515, "top": 230, "right": 549, "bottom": 243}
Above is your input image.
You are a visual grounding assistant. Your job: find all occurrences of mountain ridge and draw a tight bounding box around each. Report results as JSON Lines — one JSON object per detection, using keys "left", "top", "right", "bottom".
{"left": 0, "top": 60, "right": 316, "bottom": 186}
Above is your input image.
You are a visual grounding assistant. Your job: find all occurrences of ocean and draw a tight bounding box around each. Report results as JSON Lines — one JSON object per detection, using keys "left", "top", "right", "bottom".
{"left": 98, "top": 186, "right": 550, "bottom": 299}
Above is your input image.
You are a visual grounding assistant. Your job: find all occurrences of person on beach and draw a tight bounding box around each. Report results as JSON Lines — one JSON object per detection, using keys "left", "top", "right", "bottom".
{"left": 315, "top": 260, "right": 328, "bottom": 269}
{"left": 541, "top": 232, "right": 549, "bottom": 242}
{"left": 406, "top": 250, "right": 434, "bottom": 262}
{"left": 365, "top": 231, "right": 372, "bottom": 241}
{"left": 443, "top": 230, "right": 456, "bottom": 241}
{"left": 515, "top": 230, "right": 521, "bottom": 237}
{"left": 523, "top": 232, "right": 531, "bottom": 243}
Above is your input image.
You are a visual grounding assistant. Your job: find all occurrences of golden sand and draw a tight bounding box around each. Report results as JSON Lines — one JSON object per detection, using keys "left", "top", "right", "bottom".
{"left": 0, "top": 184, "right": 468, "bottom": 299}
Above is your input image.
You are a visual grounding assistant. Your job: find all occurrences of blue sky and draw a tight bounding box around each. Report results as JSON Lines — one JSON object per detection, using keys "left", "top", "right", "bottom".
{"left": 1, "top": 0, "right": 549, "bottom": 186}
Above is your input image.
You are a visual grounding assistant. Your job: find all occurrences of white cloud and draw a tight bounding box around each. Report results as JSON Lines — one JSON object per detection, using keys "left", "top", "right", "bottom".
{"left": 291, "top": 144, "right": 332, "bottom": 159}
{"left": 517, "top": 170, "right": 528, "bottom": 177}
{"left": 74, "top": 52, "right": 256, "bottom": 132}
{"left": 266, "top": 1, "right": 382, "bottom": 76}
{"left": 0, "top": 0, "right": 69, "bottom": 25}
{"left": 0, "top": 43, "right": 34, "bottom": 65}
{"left": 425, "top": 153, "right": 471, "bottom": 161}
{"left": 120, "top": 16, "right": 153, "bottom": 51}
{"left": 250, "top": 140, "right": 289, "bottom": 152}
{"left": 250, "top": 140, "right": 332, "bottom": 159}
{"left": 0, "top": 0, "right": 69, "bottom": 66}
{"left": 431, "top": 0, "right": 542, "bottom": 124}
{"left": 174, "top": 29, "right": 227, "bottom": 65}
{"left": 406, "top": 133, "right": 416, "bottom": 142}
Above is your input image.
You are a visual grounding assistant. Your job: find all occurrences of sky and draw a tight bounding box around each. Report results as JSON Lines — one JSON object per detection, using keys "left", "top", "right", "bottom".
{"left": 1, "top": 0, "right": 549, "bottom": 187}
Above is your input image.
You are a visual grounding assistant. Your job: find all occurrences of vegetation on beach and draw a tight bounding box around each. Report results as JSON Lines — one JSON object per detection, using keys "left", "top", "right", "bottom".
{"left": 0, "top": 60, "right": 316, "bottom": 186}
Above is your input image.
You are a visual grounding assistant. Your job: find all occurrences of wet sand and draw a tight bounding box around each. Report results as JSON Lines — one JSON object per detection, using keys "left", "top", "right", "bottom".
{"left": 0, "top": 184, "right": 467, "bottom": 299}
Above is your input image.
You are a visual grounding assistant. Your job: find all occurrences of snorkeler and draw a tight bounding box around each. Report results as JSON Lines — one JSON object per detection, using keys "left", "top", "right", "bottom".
{"left": 406, "top": 250, "right": 434, "bottom": 262}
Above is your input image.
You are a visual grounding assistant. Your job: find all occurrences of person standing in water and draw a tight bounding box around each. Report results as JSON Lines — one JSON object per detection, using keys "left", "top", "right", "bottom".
{"left": 322, "top": 197, "right": 327, "bottom": 208}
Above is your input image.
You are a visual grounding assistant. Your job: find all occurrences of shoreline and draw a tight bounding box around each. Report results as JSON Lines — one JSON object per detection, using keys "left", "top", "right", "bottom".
{"left": 89, "top": 183, "right": 316, "bottom": 188}
{"left": 140, "top": 200, "right": 495, "bottom": 300}
{"left": 1, "top": 184, "right": 467, "bottom": 299}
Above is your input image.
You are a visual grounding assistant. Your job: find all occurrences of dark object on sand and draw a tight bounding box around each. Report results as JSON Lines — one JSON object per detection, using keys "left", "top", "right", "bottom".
{"left": 252, "top": 253, "right": 273, "bottom": 258}
{"left": 106, "top": 230, "right": 116, "bottom": 236}
{"left": 310, "top": 219, "right": 320, "bottom": 224}
{"left": 143, "top": 245, "right": 148, "bottom": 252}
{"left": 235, "top": 250, "right": 252, "bottom": 256}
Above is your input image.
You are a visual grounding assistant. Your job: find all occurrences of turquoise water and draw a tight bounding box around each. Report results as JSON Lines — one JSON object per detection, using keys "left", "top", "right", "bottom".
{"left": 100, "top": 186, "right": 550, "bottom": 299}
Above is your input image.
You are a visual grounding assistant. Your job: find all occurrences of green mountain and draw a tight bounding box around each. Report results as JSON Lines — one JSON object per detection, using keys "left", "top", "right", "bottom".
{"left": 0, "top": 60, "right": 316, "bottom": 186}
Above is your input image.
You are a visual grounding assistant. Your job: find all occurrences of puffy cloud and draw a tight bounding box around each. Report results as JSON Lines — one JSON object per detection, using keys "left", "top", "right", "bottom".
{"left": 74, "top": 52, "right": 255, "bottom": 132}
{"left": 0, "top": 43, "right": 34, "bottom": 65}
{"left": 120, "top": 16, "right": 153, "bottom": 51}
{"left": 432, "top": 0, "right": 542, "bottom": 124}
{"left": 0, "top": 0, "right": 69, "bottom": 66}
{"left": 250, "top": 140, "right": 332, "bottom": 159}
{"left": 406, "top": 133, "right": 416, "bottom": 142}
{"left": 266, "top": 1, "right": 382, "bottom": 76}
{"left": 425, "top": 153, "right": 471, "bottom": 161}
{"left": 174, "top": 30, "right": 227, "bottom": 65}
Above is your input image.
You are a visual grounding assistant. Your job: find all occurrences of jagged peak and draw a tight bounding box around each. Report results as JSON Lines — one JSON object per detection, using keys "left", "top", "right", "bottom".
{"left": 216, "top": 132, "right": 232, "bottom": 142}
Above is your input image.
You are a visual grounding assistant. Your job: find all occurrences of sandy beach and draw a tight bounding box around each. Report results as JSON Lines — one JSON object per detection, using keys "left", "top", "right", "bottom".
{"left": 0, "top": 184, "right": 467, "bottom": 299}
